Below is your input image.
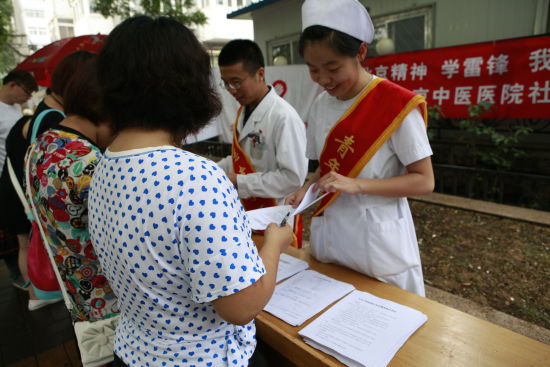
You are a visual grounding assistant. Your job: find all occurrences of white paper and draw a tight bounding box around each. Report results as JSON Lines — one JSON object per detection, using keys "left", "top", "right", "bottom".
{"left": 246, "top": 186, "right": 328, "bottom": 230}
{"left": 246, "top": 205, "right": 293, "bottom": 230}
{"left": 292, "top": 185, "right": 329, "bottom": 215}
{"left": 276, "top": 253, "right": 309, "bottom": 283}
{"left": 263, "top": 270, "right": 355, "bottom": 326}
{"left": 298, "top": 290, "right": 428, "bottom": 367}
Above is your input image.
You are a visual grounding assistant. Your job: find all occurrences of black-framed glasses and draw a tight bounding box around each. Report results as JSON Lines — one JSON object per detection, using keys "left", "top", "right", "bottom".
{"left": 219, "top": 75, "right": 250, "bottom": 91}
{"left": 17, "top": 83, "right": 33, "bottom": 97}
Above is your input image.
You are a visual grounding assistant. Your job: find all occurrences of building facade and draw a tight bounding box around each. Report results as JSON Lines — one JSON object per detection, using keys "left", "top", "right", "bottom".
{"left": 228, "top": 0, "right": 550, "bottom": 66}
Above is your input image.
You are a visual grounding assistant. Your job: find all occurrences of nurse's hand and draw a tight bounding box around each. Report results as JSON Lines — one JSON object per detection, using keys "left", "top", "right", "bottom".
{"left": 317, "top": 171, "right": 362, "bottom": 195}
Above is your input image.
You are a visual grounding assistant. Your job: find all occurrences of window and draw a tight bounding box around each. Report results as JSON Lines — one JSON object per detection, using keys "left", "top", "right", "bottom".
{"left": 24, "top": 9, "right": 44, "bottom": 18}
{"left": 217, "top": 0, "right": 223, "bottom": 5}
{"left": 59, "top": 26, "right": 74, "bottom": 38}
{"left": 237, "top": 0, "right": 243, "bottom": 6}
{"left": 369, "top": 6, "right": 433, "bottom": 57}
{"left": 28, "top": 27, "right": 47, "bottom": 36}
{"left": 58, "top": 19, "right": 74, "bottom": 39}
{"left": 267, "top": 33, "right": 304, "bottom": 65}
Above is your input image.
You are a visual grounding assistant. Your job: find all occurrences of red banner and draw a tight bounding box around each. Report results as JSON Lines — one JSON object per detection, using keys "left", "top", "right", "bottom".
{"left": 365, "top": 35, "right": 550, "bottom": 119}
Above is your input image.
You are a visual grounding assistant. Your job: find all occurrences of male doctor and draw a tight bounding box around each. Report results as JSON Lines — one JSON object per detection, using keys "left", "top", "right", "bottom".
{"left": 217, "top": 39, "right": 308, "bottom": 212}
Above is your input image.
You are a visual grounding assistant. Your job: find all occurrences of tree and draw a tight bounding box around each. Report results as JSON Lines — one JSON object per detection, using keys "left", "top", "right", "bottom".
{"left": 94, "top": 0, "right": 207, "bottom": 27}
{"left": 0, "top": 0, "right": 17, "bottom": 74}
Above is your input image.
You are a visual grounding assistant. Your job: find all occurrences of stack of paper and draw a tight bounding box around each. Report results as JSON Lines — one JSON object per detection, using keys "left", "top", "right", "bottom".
{"left": 264, "top": 270, "right": 355, "bottom": 326}
{"left": 276, "top": 253, "right": 309, "bottom": 283}
{"left": 298, "top": 290, "right": 428, "bottom": 367}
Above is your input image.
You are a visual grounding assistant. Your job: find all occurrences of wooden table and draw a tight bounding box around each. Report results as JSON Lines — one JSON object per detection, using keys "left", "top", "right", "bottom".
{"left": 253, "top": 237, "right": 550, "bottom": 367}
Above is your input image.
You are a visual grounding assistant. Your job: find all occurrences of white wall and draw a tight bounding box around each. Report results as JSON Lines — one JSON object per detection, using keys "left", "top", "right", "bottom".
{"left": 196, "top": 1, "right": 253, "bottom": 42}
{"left": 365, "top": 0, "right": 541, "bottom": 48}
{"left": 18, "top": 0, "right": 52, "bottom": 48}
{"left": 70, "top": 0, "right": 117, "bottom": 36}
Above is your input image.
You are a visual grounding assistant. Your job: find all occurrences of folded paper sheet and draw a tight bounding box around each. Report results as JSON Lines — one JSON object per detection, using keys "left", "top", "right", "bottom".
{"left": 246, "top": 186, "right": 328, "bottom": 230}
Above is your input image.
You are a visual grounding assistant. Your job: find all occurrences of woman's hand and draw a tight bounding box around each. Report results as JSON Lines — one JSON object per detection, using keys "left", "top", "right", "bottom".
{"left": 317, "top": 171, "right": 363, "bottom": 195}
{"left": 264, "top": 223, "right": 293, "bottom": 254}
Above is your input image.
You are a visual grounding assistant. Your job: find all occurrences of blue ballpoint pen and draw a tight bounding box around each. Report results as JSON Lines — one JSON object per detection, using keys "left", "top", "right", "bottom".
{"left": 279, "top": 211, "right": 291, "bottom": 226}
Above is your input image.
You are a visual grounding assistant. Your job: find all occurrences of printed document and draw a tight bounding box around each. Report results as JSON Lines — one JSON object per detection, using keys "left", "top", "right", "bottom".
{"left": 263, "top": 270, "right": 355, "bottom": 326}
{"left": 298, "top": 290, "right": 428, "bottom": 367}
{"left": 276, "top": 253, "right": 309, "bottom": 283}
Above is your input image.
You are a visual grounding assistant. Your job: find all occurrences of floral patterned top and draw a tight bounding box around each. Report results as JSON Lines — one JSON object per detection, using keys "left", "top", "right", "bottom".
{"left": 25, "top": 127, "right": 119, "bottom": 322}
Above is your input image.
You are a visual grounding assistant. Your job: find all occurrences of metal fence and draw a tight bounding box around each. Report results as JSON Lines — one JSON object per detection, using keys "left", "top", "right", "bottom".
{"left": 434, "top": 164, "right": 550, "bottom": 211}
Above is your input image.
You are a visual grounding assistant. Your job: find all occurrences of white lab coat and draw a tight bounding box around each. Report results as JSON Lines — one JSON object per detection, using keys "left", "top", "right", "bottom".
{"left": 218, "top": 86, "right": 308, "bottom": 202}
{"left": 306, "top": 78, "right": 432, "bottom": 296}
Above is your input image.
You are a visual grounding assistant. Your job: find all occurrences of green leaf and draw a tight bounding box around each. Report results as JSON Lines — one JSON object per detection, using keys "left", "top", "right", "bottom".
{"left": 93, "top": 0, "right": 207, "bottom": 27}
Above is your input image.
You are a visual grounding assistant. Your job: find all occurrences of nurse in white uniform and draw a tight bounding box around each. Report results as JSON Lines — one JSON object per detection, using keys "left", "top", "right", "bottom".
{"left": 286, "top": 0, "right": 435, "bottom": 296}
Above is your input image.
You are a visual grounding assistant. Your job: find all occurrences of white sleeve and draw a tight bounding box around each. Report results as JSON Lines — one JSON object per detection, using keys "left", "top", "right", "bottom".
{"left": 237, "top": 114, "right": 308, "bottom": 199}
{"left": 389, "top": 108, "right": 433, "bottom": 167}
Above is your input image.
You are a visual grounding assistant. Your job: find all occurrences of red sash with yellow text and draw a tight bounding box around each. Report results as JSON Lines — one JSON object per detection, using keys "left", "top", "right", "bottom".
{"left": 231, "top": 107, "right": 303, "bottom": 247}
{"left": 314, "top": 78, "right": 428, "bottom": 217}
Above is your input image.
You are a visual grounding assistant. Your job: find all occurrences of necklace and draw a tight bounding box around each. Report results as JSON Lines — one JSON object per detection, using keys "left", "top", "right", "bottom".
{"left": 50, "top": 93, "right": 63, "bottom": 107}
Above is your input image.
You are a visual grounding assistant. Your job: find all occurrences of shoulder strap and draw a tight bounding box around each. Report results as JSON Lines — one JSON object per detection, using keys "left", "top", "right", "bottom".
{"left": 24, "top": 149, "right": 72, "bottom": 311}
{"left": 30, "top": 108, "right": 66, "bottom": 144}
{"left": 6, "top": 157, "right": 32, "bottom": 219}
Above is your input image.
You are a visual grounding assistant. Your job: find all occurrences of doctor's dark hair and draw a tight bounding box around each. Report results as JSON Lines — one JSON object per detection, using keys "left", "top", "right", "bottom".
{"left": 97, "top": 15, "right": 221, "bottom": 142}
{"left": 218, "top": 39, "right": 265, "bottom": 75}
{"left": 299, "top": 25, "right": 362, "bottom": 57}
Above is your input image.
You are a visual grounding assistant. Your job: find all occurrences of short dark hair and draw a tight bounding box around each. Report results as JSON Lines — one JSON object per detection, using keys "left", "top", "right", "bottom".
{"left": 97, "top": 15, "right": 221, "bottom": 142}
{"left": 50, "top": 50, "right": 96, "bottom": 96}
{"left": 218, "top": 39, "right": 265, "bottom": 75}
{"left": 3, "top": 69, "right": 38, "bottom": 92}
{"left": 63, "top": 55, "right": 105, "bottom": 125}
{"left": 299, "top": 25, "right": 362, "bottom": 57}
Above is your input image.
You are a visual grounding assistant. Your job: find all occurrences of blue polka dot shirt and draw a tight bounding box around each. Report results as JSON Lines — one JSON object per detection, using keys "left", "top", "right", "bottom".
{"left": 89, "top": 146, "right": 266, "bottom": 367}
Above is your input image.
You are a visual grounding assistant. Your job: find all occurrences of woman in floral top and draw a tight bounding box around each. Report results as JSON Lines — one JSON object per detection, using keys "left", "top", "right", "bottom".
{"left": 25, "top": 55, "right": 118, "bottom": 322}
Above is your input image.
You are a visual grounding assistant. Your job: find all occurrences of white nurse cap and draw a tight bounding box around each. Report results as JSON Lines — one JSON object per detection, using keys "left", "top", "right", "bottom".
{"left": 301, "top": 0, "right": 375, "bottom": 43}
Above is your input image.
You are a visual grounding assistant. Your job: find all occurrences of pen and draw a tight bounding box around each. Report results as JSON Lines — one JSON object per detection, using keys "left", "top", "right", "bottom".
{"left": 279, "top": 211, "right": 291, "bottom": 226}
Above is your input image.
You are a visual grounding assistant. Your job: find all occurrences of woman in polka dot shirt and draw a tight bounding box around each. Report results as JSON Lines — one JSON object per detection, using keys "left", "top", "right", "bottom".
{"left": 89, "top": 16, "right": 293, "bottom": 367}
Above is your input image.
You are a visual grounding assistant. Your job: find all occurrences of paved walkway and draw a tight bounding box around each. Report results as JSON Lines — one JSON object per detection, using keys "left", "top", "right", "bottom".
{"left": 0, "top": 265, "right": 79, "bottom": 367}
{"left": 425, "top": 285, "right": 550, "bottom": 345}
{"left": 410, "top": 192, "right": 550, "bottom": 226}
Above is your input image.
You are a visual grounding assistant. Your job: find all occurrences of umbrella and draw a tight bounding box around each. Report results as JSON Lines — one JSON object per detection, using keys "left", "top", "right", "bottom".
{"left": 15, "top": 34, "right": 107, "bottom": 87}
